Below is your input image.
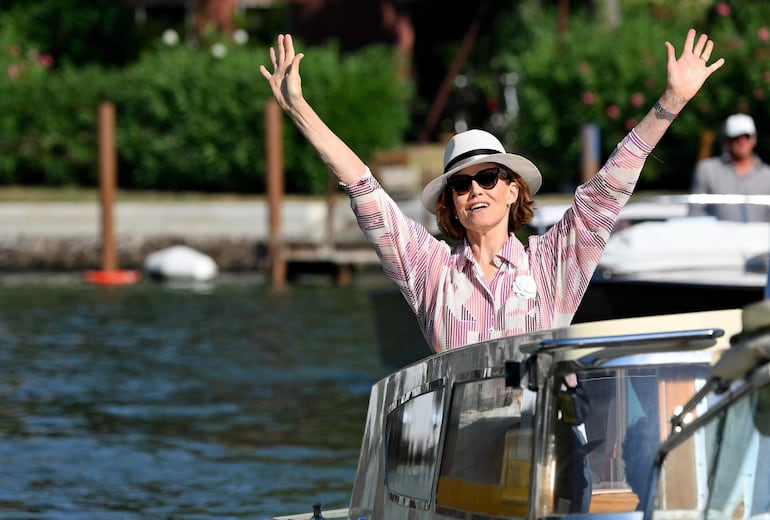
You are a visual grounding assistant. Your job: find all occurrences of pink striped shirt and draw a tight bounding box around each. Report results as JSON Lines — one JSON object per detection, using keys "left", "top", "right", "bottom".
{"left": 343, "top": 130, "right": 652, "bottom": 353}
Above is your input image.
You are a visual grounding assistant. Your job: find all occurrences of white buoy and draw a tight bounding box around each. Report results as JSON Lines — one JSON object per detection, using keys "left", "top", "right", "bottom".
{"left": 143, "top": 245, "right": 218, "bottom": 281}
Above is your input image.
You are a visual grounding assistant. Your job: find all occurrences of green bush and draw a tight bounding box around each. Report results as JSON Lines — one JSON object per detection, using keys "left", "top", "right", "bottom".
{"left": 0, "top": 34, "right": 412, "bottom": 194}
{"left": 6, "top": 1, "right": 770, "bottom": 195}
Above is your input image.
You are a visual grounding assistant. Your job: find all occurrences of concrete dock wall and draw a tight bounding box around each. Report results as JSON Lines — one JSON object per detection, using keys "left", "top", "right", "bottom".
{"left": 0, "top": 196, "right": 434, "bottom": 272}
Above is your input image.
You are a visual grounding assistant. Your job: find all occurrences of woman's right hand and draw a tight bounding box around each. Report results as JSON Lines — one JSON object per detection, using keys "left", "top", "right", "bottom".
{"left": 259, "top": 34, "right": 305, "bottom": 113}
{"left": 258, "top": 33, "right": 367, "bottom": 185}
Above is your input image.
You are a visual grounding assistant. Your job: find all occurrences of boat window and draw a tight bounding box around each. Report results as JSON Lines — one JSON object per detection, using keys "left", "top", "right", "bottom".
{"left": 436, "top": 377, "right": 533, "bottom": 518}
{"left": 541, "top": 364, "right": 709, "bottom": 516}
{"left": 652, "top": 386, "right": 770, "bottom": 519}
{"left": 384, "top": 386, "right": 445, "bottom": 508}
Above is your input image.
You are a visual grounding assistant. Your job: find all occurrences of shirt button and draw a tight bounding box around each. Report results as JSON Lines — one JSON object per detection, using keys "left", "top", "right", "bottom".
{"left": 488, "top": 327, "right": 495, "bottom": 334}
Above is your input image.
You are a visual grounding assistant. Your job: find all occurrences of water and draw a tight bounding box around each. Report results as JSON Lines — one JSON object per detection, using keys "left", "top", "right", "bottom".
{"left": 0, "top": 273, "right": 394, "bottom": 519}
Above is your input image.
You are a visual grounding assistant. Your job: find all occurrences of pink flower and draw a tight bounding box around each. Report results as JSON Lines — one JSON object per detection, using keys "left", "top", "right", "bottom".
{"left": 9, "top": 44, "right": 20, "bottom": 57}
{"left": 629, "top": 92, "right": 645, "bottom": 108}
{"left": 759, "top": 27, "right": 770, "bottom": 43}
{"left": 38, "top": 54, "right": 54, "bottom": 68}
{"left": 581, "top": 91, "right": 596, "bottom": 105}
{"left": 625, "top": 118, "right": 638, "bottom": 130}
{"left": 715, "top": 2, "right": 730, "bottom": 17}
{"left": 7, "top": 64, "right": 19, "bottom": 80}
{"left": 605, "top": 104, "right": 620, "bottom": 119}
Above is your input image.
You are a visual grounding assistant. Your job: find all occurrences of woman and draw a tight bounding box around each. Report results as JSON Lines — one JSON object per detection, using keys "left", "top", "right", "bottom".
{"left": 260, "top": 30, "right": 724, "bottom": 353}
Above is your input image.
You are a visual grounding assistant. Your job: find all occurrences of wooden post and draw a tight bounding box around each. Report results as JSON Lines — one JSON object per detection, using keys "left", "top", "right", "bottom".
{"left": 417, "top": 0, "right": 490, "bottom": 143}
{"left": 98, "top": 101, "right": 118, "bottom": 272}
{"left": 698, "top": 129, "right": 716, "bottom": 160}
{"left": 581, "top": 123, "right": 600, "bottom": 183}
{"left": 83, "top": 101, "right": 140, "bottom": 285}
{"left": 265, "top": 99, "right": 287, "bottom": 288}
{"left": 557, "top": 0, "right": 570, "bottom": 36}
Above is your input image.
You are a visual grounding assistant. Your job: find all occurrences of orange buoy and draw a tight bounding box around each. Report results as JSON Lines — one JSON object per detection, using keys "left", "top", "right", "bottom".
{"left": 83, "top": 270, "right": 141, "bottom": 286}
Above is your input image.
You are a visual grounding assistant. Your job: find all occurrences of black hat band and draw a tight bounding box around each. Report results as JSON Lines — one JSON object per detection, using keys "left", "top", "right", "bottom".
{"left": 444, "top": 148, "right": 501, "bottom": 173}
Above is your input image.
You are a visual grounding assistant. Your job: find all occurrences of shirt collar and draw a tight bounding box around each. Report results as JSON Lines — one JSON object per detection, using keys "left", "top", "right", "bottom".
{"left": 457, "top": 234, "right": 525, "bottom": 268}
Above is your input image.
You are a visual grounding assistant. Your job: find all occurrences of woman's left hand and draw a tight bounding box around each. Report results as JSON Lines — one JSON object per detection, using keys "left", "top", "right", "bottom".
{"left": 664, "top": 28, "right": 725, "bottom": 104}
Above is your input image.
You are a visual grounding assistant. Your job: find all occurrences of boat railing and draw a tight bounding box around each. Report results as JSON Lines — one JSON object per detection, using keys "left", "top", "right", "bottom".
{"left": 638, "top": 193, "right": 770, "bottom": 207}
{"left": 530, "top": 193, "right": 770, "bottom": 235}
{"left": 519, "top": 328, "right": 724, "bottom": 356}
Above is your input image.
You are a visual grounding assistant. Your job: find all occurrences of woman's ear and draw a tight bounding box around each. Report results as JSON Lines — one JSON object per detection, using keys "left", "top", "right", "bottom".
{"left": 507, "top": 180, "right": 520, "bottom": 206}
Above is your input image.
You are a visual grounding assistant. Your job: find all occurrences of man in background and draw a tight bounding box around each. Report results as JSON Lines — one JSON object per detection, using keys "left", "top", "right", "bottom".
{"left": 690, "top": 113, "right": 770, "bottom": 221}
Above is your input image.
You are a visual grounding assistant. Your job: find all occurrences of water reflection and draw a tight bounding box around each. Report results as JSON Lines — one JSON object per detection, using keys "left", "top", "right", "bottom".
{"left": 0, "top": 274, "right": 390, "bottom": 518}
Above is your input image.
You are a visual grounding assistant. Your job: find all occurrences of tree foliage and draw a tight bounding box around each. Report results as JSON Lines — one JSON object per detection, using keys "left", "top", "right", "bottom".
{"left": 4, "top": 1, "right": 770, "bottom": 194}
{"left": 462, "top": 1, "right": 770, "bottom": 192}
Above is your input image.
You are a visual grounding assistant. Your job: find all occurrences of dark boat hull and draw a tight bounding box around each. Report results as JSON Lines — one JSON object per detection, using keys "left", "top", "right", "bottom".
{"left": 574, "top": 278, "right": 764, "bottom": 323}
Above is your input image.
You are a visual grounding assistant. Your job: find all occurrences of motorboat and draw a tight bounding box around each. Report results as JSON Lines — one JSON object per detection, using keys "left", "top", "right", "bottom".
{"left": 273, "top": 302, "right": 764, "bottom": 519}
{"left": 576, "top": 194, "right": 770, "bottom": 323}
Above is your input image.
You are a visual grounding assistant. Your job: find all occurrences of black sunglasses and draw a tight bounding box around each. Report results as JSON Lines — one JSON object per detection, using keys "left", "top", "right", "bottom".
{"left": 447, "top": 167, "right": 508, "bottom": 195}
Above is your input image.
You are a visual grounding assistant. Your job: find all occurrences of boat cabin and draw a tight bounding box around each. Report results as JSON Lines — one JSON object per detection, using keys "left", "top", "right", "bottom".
{"left": 274, "top": 307, "right": 755, "bottom": 520}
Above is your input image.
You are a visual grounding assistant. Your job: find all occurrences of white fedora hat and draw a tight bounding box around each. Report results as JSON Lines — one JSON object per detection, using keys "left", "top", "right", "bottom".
{"left": 421, "top": 129, "right": 542, "bottom": 214}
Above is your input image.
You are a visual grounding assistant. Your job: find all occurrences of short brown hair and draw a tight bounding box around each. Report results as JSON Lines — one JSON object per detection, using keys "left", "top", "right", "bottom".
{"left": 435, "top": 169, "right": 536, "bottom": 240}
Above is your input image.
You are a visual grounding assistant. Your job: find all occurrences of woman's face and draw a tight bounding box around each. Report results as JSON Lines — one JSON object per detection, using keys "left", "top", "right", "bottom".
{"left": 450, "top": 162, "right": 519, "bottom": 237}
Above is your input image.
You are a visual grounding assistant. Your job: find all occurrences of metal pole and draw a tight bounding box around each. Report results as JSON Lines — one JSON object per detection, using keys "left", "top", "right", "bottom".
{"left": 265, "top": 99, "right": 286, "bottom": 288}
{"left": 98, "top": 101, "right": 118, "bottom": 271}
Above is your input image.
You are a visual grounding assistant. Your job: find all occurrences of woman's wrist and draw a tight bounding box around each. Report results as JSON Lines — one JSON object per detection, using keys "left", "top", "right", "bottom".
{"left": 656, "top": 91, "right": 687, "bottom": 115}
{"left": 653, "top": 101, "right": 678, "bottom": 121}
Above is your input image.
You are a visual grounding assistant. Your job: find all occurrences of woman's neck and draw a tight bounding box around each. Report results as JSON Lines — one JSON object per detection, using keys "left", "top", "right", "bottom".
{"left": 467, "top": 230, "right": 510, "bottom": 269}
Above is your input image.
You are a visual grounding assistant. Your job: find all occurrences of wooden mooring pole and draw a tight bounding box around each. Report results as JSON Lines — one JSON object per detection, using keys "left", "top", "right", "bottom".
{"left": 83, "top": 100, "right": 140, "bottom": 285}
{"left": 581, "top": 123, "right": 600, "bottom": 183}
{"left": 99, "top": 101, "right": 118, "bottom": 272}
{"left": 265, "top": 99, "right": 287, "bottom": 289}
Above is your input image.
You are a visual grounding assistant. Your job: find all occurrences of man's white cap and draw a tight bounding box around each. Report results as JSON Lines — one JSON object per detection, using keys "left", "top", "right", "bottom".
{"left": 724, "top": 114, "right": 756, "bottom": 138}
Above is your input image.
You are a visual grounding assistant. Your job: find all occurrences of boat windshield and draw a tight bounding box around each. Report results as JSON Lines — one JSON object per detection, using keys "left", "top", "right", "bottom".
{"left": 649, "top": 384, "right": 770, "bottom": 520}
{"left": 535, "top": 362, "right": 711, "bottom": 517}
{"left": 436, "top": 376, "right": 534, "bottom": 517}
{"left": 421, "top": 362, "right": 711, "bottom": 519}
{"left": 380, "top": 354, "right": 717, "bottom": 518}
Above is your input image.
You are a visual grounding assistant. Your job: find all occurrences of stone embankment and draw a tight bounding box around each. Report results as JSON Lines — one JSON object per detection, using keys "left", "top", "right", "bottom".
{"left": 0, "top": 196, "right": 432, "bottom": 273}
{"left": 0, "top": 146, "right": 446, "bottom": 274}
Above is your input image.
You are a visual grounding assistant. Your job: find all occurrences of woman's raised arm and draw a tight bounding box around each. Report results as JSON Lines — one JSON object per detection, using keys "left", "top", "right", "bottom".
{"left": 259, "top": 34, "right": 367, "bottom": 185}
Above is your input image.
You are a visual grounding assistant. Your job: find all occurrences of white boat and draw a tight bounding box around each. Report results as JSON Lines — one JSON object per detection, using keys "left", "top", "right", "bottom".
{"left": 273, "top": 301, "right": 770, "bottom": 519}
{"left": 576, "top": 194, "right": 770, "bottom": 323}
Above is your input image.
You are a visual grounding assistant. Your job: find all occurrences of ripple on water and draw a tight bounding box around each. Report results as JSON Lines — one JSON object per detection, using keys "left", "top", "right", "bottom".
{"left": 0, "top": 275, "right": 390, "bottom": 518}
